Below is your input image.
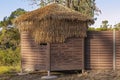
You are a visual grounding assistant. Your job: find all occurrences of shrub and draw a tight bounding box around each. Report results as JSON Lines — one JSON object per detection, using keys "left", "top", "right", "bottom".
{"left": 0, "top": 65, "right": 20, "bottom": 74}
{"left": 0, "top": 47, "right": 20, "bottom": 66}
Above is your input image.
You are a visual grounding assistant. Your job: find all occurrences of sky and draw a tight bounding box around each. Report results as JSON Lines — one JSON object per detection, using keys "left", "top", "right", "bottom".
{"left": 1, "top": 0, "right": 120, "bottom": 27}
{"left": 94, "top": 0, "right": 120, "bottom": 27}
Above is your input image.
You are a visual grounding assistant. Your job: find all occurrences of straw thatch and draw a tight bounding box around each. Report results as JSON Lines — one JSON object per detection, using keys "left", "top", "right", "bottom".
{"left": 14, "top": 3, "right": 94, "bottom": 43}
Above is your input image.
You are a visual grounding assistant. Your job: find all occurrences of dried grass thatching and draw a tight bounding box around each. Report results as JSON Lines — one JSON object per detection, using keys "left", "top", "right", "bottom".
{"left": 14, "top": 3, "right": 94, "bottom": 43}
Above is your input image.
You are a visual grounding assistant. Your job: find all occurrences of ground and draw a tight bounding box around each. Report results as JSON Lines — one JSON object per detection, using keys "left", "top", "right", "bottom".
{"left": 0, "top": 70, "right": 120, "bottom": 80}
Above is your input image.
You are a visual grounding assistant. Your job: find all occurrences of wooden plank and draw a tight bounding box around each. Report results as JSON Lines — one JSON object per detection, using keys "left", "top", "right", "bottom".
{"left": 82, "top": 38, "right": 84, "bottom": 73}
{"left": 47, "top": 43, "right": 50, "bottom": 71}
{"left": 21, "top": 31, "right": 48, "bottom": 72}
{"left": 85, "top": 31, "right": 114, "bottom": 70}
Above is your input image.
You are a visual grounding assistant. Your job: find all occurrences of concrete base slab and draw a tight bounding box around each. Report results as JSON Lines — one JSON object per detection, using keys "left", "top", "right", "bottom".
{"left": 17, "top": 73, "right": 28, "bottom": 75}
{"left": 41, "top": 76, "right": 57, "bottom": 79}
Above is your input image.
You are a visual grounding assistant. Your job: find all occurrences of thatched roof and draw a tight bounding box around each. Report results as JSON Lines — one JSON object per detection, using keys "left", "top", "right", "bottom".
{"left": 14, "top": 3, "right": 94, "bottom": 43}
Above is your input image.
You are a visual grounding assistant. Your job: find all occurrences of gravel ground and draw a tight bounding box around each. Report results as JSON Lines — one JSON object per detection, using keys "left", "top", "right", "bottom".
{"left": 0, "top": 70, "right": 120, "bottom": 80}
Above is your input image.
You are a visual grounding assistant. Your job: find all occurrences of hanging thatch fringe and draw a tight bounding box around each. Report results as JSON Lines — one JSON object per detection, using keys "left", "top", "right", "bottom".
{"left": 13, "top": 3, "right": 93, "bottom": 43}
{"left": 29, "top": 19, "right": 87, "bottom": 43}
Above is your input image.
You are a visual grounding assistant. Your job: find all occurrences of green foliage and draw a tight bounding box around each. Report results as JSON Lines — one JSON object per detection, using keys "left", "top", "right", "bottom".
{"left": 72, "top": 0, "right": 96, "bottom": 17}
{"left": 0, "top": 8, "right": 26, "bottom": 28}
{"left": 88, "top": 27, "right": 114, "bottom": 31}
{"left": 0, "top": 28, "right": 20, "bottom": 66}
{"left": 0, "top": 66, "right": 20, "bottom": 74}
{"left": 0, "top": 48, "right": 20, "bottom": 66}
{"left": 96, "top": 27, "right": 109, "bottom": 31}
{"left": 114, "top": 23, "right": 120, "bottom": 30}
{"left": 88, "top": 20, "right": 115, "bottom": 31}
{"left": 28, "top": 0, "right": 97, "bottom": 17}
{"left": 0, "top": 28, "right": 20, "bottom": 50}
{"left": 88, "top": 27, "right": 96, "bottom": 31}
{"left": 0, "top": 8, "right": 26, "bottom": 66}
{"left": 100, "top": 20, "right": 109, "bottom": 29}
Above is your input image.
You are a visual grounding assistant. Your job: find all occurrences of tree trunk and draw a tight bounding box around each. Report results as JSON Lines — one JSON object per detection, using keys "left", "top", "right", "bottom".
{"left": 78, "top": 0, "right": 80, "bottom": 6}
{"left": 53, "top": 0, "right": 58, "bottom": 3}
{"left": 66, "top": 0, "right": 71, "bottom": 8}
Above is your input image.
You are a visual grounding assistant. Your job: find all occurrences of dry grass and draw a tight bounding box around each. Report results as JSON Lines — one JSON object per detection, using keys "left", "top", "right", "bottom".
{"left": 0, "top": 66, "right": 20, "bottom": 75}
{"left": 14, "top": 3, "right": 93, "bottom": 43}
{"left": 14, "top": 3, "right": 93, "bottom": 24}
{"left": 0, "top": 70, "right": 120, "bottom": 80}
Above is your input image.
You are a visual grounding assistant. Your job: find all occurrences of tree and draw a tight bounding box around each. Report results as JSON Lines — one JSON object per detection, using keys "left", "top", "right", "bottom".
{"left": 0, "top": 8, "right": 26, "bottom": 66}
{"left": 27, "top": 0, "right": 100, "bottom": 17}
{"left": 100, "top": 20, "right": 109, "bottom": 29}
{"left": 0, "top": 8, "right": 26, "bottom": 29}
{"left": 0, "top": 8, "right": 26, "bottom": 50}
{"left": 114, "top": 23, "right": 120, "bottom": 30}
{"left": 72, "top": 0, "right": 96, "bottom": 17}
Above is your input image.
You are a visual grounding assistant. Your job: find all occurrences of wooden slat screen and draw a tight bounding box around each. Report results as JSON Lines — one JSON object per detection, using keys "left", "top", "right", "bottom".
{"left": 85, "top": 31, "right": 113, "bottom": 70}
{"left": 116, "top": 31, "right": 120, "bottom": 69}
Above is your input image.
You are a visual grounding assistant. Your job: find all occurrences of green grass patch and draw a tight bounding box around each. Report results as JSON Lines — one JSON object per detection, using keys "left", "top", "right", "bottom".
{"left": 0, "top": 65, "right": 20, "bottom": 74}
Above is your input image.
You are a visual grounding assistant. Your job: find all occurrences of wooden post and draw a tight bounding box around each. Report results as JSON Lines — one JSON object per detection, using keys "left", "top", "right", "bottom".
{"left": 41, "top": 43, "right": 57, "bottom": 79}
{"left": 48, "top": 71, "right": 50, "bottom": 76}
{"left": 47, "top": 43, "right": 51, "bottom": 76}
{"left": 20, "top": 32, "right": 23, "bottom": 73}
{"left": 113, "top": 29, "right": 116, "bottom": 71}
{"left": 82, "top": 38, "right": 85, "bottom": 73}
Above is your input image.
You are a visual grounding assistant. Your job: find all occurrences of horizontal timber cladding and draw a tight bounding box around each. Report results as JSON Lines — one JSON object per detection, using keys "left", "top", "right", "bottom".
{"left": 21, "top": 31, "right": 48, "bottom": 72}
{"left": 116, "top": 31, "right": 120, "bottom": 69}
{"left": 85, "top": 31, "right": 113, "bottom": 70}
{"left": 50, "top": 38, "right": 83, "bottom": 71}
{"left": 20, "top": 30, "right": 120, "bottom": 71}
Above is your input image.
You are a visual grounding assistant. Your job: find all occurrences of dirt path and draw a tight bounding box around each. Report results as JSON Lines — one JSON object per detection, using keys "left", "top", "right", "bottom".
{"left": 0, "top": 70, "right": 120, "bottom": 80}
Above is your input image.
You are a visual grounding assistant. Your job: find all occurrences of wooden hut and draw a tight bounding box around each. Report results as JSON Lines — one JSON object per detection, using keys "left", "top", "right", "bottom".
{"left": 14, "top": 3, "right": 93, "bottom": 72}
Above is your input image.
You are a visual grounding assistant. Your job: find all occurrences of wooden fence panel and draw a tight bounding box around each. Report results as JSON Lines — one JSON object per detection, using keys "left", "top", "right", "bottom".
{"left": 20, "top": 31, "right": 120, "bottom": 71}
{"left": 85, "top": 31, "right": 113, "bottom": 70}
{"left": 116, "top": 31, "right": 120, "bottom": 69}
